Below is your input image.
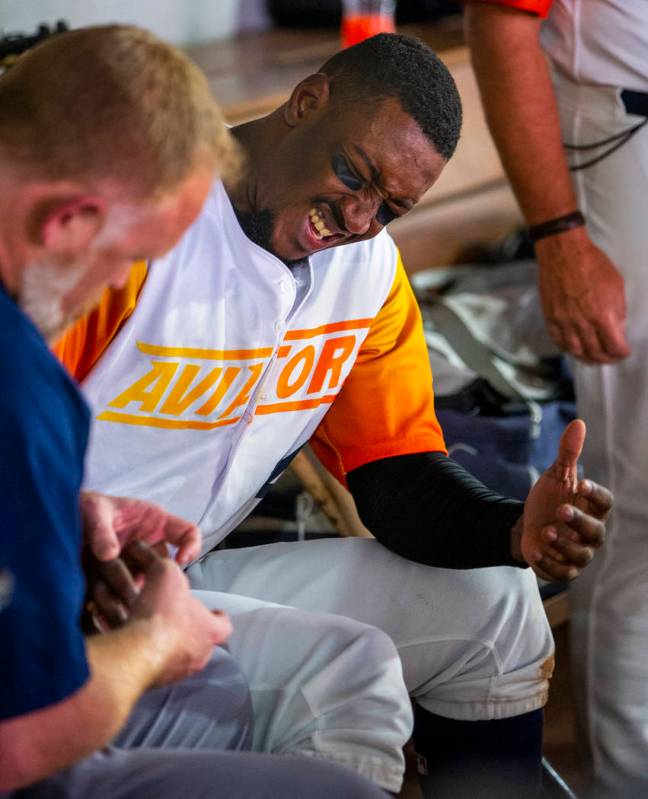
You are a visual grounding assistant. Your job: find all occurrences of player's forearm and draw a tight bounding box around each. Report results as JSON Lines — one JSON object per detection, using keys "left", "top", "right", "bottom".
{"left": 0, "top": 618, "right": 170, "bottom": 791}
{"left": 348, "top": 452, "right": 525, "bottom": 569}
{"left": 464, "top": 3, "right": 576, "bottom": 224}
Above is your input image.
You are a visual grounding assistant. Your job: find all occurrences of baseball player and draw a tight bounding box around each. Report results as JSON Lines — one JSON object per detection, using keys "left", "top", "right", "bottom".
{"left": 55, "top": 33, "right": 611, "bottom": 798}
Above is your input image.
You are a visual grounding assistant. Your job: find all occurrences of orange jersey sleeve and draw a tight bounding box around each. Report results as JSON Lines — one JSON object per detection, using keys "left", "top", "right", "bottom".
{"left": 467, "top": 0, "right": 552, "bottom": 17}
{"left": 52, "top": 261, "right": 148, "bottom": 381}
{"left": 311, "top": 253, "right": 447, "bottom": 486}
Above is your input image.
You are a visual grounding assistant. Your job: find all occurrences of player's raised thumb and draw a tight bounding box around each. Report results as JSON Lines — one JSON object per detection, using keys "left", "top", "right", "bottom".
{"left": 557, "top": 419, "right": 586, "bottom": 468}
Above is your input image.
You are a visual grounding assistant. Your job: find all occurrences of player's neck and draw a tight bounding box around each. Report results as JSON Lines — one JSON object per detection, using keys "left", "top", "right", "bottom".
{"left": 226, "top": 112, "right": 284, "bottom": 215}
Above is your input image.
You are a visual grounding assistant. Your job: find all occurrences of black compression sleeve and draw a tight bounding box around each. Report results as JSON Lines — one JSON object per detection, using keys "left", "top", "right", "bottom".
{"left": 347, "top": 452, "right": 526, "bottom": 569}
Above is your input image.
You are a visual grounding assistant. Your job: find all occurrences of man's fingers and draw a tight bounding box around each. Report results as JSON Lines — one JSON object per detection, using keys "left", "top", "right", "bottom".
{"left": 122, "top": 539, "right": 163, "bottom": 572}
{"left": 598, "top": 319, "right": 631, "bottom": 361}
{"left": 548, "top": 315, "right": 629, "bottom": 364}
{"left": 87, "top": 516, "right": 121, "bottom": 561}
{"left": 163, "top": 518, "right": 201, "bottom": 564}
{"left": 91, "top": 526, "right": 121, "bottom": 561}
{"left": 91, "top": 557, "right": 139, "bottom": 606}
{"left": 577, "top": 323, "right": 620, "bottom": 364}
{"left": 557, "top": 503, "right": 605, "bottom": 547}
{"left": 210, "top": 610, "right": 233, "bottom": 644}
{"left": 92, "top": 580, "right": 129, "bottom": 628}
{"left": 531, "top": 554, "right": 580, "bottom": 582}
{"left": 559, "top": 323, "right": 585, "bottom": 360}
{"left": 576, "top": 479, "right": 613, "bottom": 521}
{"left": 572, "top": 313, "right": 628, "bottom": 364}
{"left": 546, "top": 538, "right": 594, "bottom": 568}
{"left": 81, "top": 492, "right": 121, "bottom": 561}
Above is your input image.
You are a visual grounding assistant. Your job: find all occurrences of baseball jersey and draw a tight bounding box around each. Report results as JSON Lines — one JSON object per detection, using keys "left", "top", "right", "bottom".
{"left": 475, "top": 0, "right": 648, "bottom": 92}
{"left": 55, "top": 179, "right": 445, "bottom": 554}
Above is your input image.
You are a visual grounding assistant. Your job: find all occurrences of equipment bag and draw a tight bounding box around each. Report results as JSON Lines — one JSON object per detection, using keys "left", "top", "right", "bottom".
{"left": 412, "top": 260, "right": 576, "bottom": 501}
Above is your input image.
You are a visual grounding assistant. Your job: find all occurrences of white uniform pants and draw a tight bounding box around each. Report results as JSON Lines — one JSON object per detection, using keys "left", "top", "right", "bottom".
{"left": 554, "top": 70, "right": 648, "bottom": 795}
{"left": 19, "top": 649, "right": 387, "bottom": 799}
{"left": 187, "top": 537, "right": 554, "bottom": 793}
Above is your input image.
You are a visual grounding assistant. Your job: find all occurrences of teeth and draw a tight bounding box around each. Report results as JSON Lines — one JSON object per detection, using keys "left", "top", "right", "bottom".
{"left": 309, "top": 208, "right": 333, "bottom": 239}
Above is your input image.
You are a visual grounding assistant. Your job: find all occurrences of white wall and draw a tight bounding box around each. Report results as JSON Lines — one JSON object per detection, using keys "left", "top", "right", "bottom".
{"left": 0, "top": 0, "right": 271, "bottom": 46}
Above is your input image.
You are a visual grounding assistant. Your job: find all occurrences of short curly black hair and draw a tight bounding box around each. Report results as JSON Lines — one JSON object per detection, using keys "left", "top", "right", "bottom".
{"left": 319, "top": 33, "right": 462, "bottom": 161}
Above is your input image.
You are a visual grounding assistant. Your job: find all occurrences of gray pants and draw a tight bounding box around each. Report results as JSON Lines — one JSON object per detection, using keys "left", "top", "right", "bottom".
{"left": 18, "top": 648, "right": 386, "bottom": 799}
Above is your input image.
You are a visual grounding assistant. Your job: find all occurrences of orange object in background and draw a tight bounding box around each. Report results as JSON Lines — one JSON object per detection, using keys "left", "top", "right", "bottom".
{"left": 341, "top": 0, "right": 396, "bottom": 48}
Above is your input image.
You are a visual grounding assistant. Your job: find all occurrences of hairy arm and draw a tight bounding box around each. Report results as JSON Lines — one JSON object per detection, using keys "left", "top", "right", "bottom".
{"left": 464, "top": 2, "right": 629, "bottom": 363}
{"left": 0, "top": 621, "right": 167, "bottom": 790}
{"left": 0, "top": 544, "right": 230, "bottom": 792}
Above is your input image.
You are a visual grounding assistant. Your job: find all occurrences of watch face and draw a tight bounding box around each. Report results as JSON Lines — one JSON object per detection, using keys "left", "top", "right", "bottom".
{"left": 0, "top": 569, "right": 14, "bottom": 613}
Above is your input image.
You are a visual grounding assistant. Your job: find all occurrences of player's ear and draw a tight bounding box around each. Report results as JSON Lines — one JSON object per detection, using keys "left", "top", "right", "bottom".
{"left": 38, "top": 195, "right": 107, "bottom": 255}
{"left": 284, "top": 73, "right": 331, "bottom": 127}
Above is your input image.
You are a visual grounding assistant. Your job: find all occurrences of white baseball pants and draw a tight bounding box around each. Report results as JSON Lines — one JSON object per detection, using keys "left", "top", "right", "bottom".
{"left": 554, "top": 69, "right": 648, "bottom": 796}
{"left": 188, "top": 537, "right": 554, "bottom": 793}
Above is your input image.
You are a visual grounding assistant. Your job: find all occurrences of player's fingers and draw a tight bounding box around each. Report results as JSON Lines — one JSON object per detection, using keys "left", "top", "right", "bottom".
{"left": 122, "top": 539, "right": 162, "bottom": 572}
{"left": 92, "top": 580, "right": 129, "bottom": 628}
{"left": 576, "top": 479, "right": 614, "bottom": 520}
{"left": 531, "top": 553, "right": 581, "bottom": 582}
{"left": 557, "top": 504, "right": 605, "bottom": 547}
{"left": 91, "top": 557, "right": 139, "bottom": 607}
{"left": 546, "top": 536, "right": 595, "bottom": 568}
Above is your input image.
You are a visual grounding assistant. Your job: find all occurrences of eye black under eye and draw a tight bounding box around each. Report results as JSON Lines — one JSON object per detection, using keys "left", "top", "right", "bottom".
{"left": 376, "top": 203, "right": 397, "bottom": 226}
{"left": 332, "top": 154, "right": 363, "bottom": 192}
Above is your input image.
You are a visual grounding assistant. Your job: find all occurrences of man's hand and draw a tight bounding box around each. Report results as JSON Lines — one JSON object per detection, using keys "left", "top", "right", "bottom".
{"left": 513, "top": 419, "right": 612, "bottom": 581}
{"left": 120, "top": 540, "right": 231, "bottom": 685}
{"left": 536, "top": 227, "right": 630, "bottom": 364}
{"left": 81, "top": 491, "right": 201, "bottom": 565}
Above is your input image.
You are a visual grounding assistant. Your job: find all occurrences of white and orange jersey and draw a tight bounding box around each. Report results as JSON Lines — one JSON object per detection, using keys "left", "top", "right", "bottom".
{"left": 55, "top": 180, "right": 445, "bottom": 552}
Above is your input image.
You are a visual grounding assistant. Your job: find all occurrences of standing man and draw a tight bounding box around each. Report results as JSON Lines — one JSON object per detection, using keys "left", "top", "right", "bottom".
{"left": 465, "top": 2, "right": 648, "bottom": 796}
{"left": 0, "top": 25, "right": 388, "bottom": 799}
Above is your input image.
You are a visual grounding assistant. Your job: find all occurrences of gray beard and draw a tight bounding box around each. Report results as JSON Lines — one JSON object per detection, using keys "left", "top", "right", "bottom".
{"left": 18, "top": 260, "right": 84, "bottom": 342}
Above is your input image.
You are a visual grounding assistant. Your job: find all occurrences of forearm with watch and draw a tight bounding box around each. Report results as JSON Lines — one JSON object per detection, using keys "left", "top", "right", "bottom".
{"left": 464, "top": 2, "right": 581, "bottom": 232}
{"left": 464, "top": 1, "right": 629, "bottom": 363}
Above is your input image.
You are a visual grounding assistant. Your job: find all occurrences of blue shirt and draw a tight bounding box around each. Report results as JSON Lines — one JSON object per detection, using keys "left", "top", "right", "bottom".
{"left": 0, "top": 283, "right": 90, "bottom": 720}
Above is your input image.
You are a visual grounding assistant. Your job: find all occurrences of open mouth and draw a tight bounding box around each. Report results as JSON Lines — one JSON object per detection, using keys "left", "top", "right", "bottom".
{"left": 307, "top": 206, "right": 344, "bottom": 247}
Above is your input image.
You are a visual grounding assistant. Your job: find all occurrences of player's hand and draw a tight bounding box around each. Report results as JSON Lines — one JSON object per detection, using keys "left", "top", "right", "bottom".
{"left": 535, "top": 227, "right": 630, "bottom": 364}
{"left": 126, "top": 540, "right": 231, "bottom": 684}
{"left": 80, "top": 491, "right": 201, "bottom": 565}
{"left": 514, "top": 419, "right": 610, "bottom": 581}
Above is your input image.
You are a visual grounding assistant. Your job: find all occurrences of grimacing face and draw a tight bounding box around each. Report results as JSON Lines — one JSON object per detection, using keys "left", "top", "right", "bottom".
{"left": 250, "top": 95, "right": 446, "bottom": 262}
